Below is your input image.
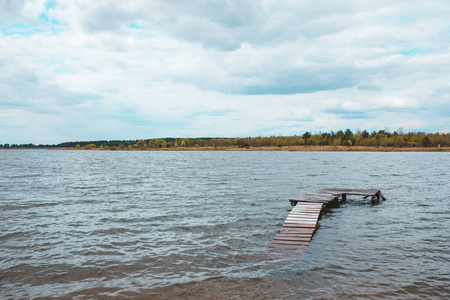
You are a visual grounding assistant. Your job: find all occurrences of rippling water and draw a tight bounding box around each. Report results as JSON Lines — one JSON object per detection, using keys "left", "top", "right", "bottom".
{"left": 1, "top": 150, "right": 449, "bottom": 299}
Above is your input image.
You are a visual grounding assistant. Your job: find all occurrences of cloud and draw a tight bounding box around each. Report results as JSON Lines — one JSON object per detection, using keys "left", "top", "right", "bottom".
{"left": 1, "top": 0, "right": 450, "bottom": 143}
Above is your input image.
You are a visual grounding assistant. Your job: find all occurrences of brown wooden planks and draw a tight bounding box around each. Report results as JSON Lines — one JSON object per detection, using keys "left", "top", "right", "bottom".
{"left": 294, "top": 201, "right": 324, "bottom": 204}
{"left": 282, "top": 223, "right": 316, "bottom": 228}
{"left": 285, "top": 218, "right": 318, "bottom": 224}
{"left": 285, "top": 218, "right": 318, "bottom": 222}
{"left": 289, "top": 199, "right": 334, "bottom": 204}
{"left": 291, "top": 207, "right": 322, "bottom": 210}
{"left": 287, "top": 213, "right": 319, "bottom": 216}
{"left": 290, "top": 195, "right": 336, "bottom": 201}
{"left": 289, "top": 197, "right": 334, "bottom": 201}
{"left": 262, "top": 201, "right": 321, "bottom": 263}
{"left": 280, "top": 226, "right": 314, "bottom": 232}
{"left": 317, "top": 188, "right": 380, "bottom": 197}
{"left": 286, "top": 215, "right": 319, "bottom": 219}
{"left": 259, "top": 188, "right": 385, "bottom": 268}
{"left": 284, "top": 220, "right": 318, "bottom": 224}
{"left": 279, "top": 230, "right": 314, "bottom": 235}
{"left": 275, "top": 233, "right": 311, "bottom": 237}
{"left": 286, "top": 216, "right": 319, "bottom": 220}
{"left": 274, "top": 236, "right": 311, "bottom": 242}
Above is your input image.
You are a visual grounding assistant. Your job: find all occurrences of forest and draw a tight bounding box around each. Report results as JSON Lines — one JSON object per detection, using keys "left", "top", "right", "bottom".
{"left": 2, "top": 130, "right": 449, "bottom": 150}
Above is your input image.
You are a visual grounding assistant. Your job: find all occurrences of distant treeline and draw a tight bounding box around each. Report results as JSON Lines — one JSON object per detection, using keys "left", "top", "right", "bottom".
{"left": 2, "top": 130, "right": 449, "bottom": 149}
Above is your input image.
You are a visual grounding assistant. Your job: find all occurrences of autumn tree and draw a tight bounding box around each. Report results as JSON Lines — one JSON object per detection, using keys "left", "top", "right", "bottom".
{"left": 136, "top": 140, "right": 147, "bottom": 149}
{"left": 84, "top": 143, "right": 97, "bottom": 149}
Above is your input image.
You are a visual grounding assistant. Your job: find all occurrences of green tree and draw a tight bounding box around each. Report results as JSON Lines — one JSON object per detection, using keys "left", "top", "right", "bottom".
{"left": 336, "top": 130, "right": 345, "bottom": 145}
{"left": 136, "top": 140, "right": 147, "bottom": 149}
{"left": 276, "top": 136, "right": 288, "bottom": 147}
{"left": 421, "top": 136, "right": 431, "bottom": 147}
{"left": 302, "top": 132, "right": 311, "bottom": 145}
{"left": 374, "top": 134, "right": 382, "bottom": 148}
{"left": 320, "top": 133, "right": 331, "bottom": 145}
{"left": 344, "top": 129, "right": 354, "bottom": 146}
{"left": 361, "top": 130, "right": 369, "bottom": 140}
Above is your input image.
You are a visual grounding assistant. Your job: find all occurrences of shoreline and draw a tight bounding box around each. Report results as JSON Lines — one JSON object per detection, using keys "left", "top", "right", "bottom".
{"left": 4, "top": 146, "right": 448, "bottom": 152}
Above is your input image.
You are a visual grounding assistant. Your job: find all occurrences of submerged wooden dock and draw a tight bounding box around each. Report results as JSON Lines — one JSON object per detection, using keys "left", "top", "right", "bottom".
{"left": 261, "top": 188, "right": 385, "bottom": 264}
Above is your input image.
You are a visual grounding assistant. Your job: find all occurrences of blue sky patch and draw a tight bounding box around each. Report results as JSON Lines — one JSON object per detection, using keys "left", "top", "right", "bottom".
{"left": 39, "top": 0, "right": 58, "bottom": 24}
{"left": 398, "top": 48, "right": 429, "bottom": 56}
{"left": 52, "top": 67, "right": 69, "bottom": 74}
{"left": 127, "top": 23, "right": 143, "bottom": 29}
{"left": 39, "top": 13, "right": 49, "bottom": 22}
{"left": 45, "top": 0, "right": 58, "bottom": 10}
{"left": 1, "top": 24, "right": 42, "bottom": 36}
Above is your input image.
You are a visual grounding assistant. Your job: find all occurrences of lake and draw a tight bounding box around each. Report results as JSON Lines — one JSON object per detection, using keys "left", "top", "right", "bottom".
{"left": 1, "top": 150, "right": 449, "bottom": 299}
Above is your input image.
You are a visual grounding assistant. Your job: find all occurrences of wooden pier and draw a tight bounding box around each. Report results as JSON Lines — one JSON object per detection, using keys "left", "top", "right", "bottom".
{"left": 261, "top": 188, "right": 385, "bottom": 265}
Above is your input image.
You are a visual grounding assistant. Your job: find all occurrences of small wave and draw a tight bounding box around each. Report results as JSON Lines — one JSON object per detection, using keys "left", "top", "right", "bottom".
{"left": 0, "top": 201, "right": 60, "bottom": 210}
{"left": 88, "top": 227, "right": 145, "bottom": 236}
{"left": 83, "top": 250, "right": 126, "bottom": 256}
{"left": 0, "top": 204, "right": 29, "bottom": 210}
{"left": 171, "top": 223, "right": 231, "bottom": 233}
{"left": 69, "top": 185, "right": 108, "bottom": 190}
{"left": 0, "top": 231, "right": 31, "bottom": 240}
{"left": 6, "top": 174, "right": 42, "bottom": 179}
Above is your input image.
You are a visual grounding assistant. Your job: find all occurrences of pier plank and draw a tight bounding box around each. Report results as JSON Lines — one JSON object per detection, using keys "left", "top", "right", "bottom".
{"left": 274, "top": 236, "right": 311, "bottom": 242}
{"left": 276, "top": 233, "right": 312, "bottom": 237}
{"left": 286, "top": 216, "right": 319, "bottom": 219}
{"left": 286, "top": 217, "right": 318, "bottom": 221}
{"left": 285, "top": 219, "right": 318, "bottom": 224}
{"left": 280, "top": 229, "right": 316, "bottom": 233}
{"left": 317, "top": 188, "right": 380, "bottom": 196}
{"left": 282, "top": 223, "right": 317, "bottom": 228}
{"left": 269, "top": 240, "right": 310, "bottom": 246}
{"left": 260, "top": 187, "right": 385, "bottom": 267}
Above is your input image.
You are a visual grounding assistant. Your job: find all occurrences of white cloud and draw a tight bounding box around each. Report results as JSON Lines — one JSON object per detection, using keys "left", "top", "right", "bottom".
{"left": 1, "top": 0, "right": 450, "bottom": 144}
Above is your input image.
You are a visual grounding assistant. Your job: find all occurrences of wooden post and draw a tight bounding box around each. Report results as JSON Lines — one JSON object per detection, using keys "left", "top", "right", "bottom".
{"left": 371, "top": 195, "right": 377, "bottom": 204}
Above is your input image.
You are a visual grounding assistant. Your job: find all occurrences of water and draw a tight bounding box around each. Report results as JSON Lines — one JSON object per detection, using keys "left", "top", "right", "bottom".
{"left": 1, "top": 150, "right": 449, "bottom": 299}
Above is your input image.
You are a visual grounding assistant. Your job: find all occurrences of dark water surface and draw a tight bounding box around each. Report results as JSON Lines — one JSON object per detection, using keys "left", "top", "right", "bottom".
{"left": 1, "top": 150, "right": 449, "bottom": 299}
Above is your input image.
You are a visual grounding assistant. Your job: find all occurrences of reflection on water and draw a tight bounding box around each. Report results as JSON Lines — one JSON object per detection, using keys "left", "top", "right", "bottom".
{"left": 1, "top": 150, "right": 449, "bottom": 299}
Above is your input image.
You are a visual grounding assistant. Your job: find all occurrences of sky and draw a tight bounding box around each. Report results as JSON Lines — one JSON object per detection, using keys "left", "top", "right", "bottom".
{"left": 1, "top": 0, "right": 449, "bottom": 144}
